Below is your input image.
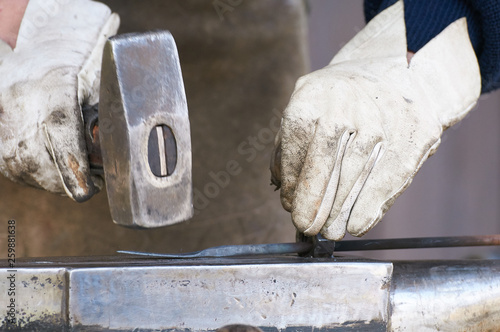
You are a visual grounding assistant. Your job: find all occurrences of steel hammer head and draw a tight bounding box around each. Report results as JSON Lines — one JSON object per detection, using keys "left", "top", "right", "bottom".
{"left": 98, "top": 31, "right": 193, "bottom": 228}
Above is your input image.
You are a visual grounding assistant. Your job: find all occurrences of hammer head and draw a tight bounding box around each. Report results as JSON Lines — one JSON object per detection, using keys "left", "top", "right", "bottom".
{"left": 98, "top": 31, "right": 193, "bottom": 228}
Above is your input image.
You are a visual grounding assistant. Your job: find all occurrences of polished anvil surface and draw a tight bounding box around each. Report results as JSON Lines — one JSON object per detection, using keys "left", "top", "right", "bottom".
{"left": 0, "top": 255, "right": 390, "bottom": 331}
{"left": 1, "top": 255, "right": 500, "bottom": 331}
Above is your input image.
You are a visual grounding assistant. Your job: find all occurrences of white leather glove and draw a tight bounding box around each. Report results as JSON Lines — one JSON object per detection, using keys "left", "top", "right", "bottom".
{"left": 272, "top": 1, "right": 481, "bottom": 240}
{"left": 0, "top": 0, "right": 119, "bottom": 202}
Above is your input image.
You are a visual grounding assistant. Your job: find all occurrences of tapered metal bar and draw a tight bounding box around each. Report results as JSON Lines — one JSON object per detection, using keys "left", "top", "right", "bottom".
{"left": 118, "top": 242, "right": 312, "bottom": 258}
{"left": 119, "top": 235, "right": 500, "bottom": 259}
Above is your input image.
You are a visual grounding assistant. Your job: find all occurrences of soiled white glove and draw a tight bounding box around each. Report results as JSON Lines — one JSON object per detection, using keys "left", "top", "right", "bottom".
{"left": 273, "top": 1, "right": 481, "bottom": 240}
{"left": 0, "top": 0, "right": 119, "bottom": 202}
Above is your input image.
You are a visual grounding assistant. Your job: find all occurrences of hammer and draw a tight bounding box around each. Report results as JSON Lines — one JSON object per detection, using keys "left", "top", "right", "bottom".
{"left": 83, "top": 31, "right": 193, "bottom": 228}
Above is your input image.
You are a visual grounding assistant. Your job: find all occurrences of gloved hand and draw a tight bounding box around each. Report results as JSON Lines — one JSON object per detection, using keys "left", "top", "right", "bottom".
{"left": 0, "top": 0, "right": 119, "bottom": 202}
{"left": 271, "top": 1, "right": 481, "bottom": 240}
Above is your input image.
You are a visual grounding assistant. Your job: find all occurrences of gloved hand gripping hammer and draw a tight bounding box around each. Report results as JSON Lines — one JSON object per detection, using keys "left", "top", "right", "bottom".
{"left": 83, "top": 31, "right": 193, "bottom": 228}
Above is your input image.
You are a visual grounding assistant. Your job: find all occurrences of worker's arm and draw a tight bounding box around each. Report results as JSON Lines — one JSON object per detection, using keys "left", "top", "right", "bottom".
{"left": 272, "top": 1, "right": 481, "bottom": 240}
{"left": 0, "top": 0, "right": 119, "bottom": 202}
{"left": 366, "top": 0, "right": 500, "bottom": 93}
{"left": 0, "top": 0, "right": 28, "bottom": 48}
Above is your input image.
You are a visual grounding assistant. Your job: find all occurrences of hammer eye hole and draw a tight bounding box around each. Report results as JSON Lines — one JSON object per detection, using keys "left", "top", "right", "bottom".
{"left": 147, "top": 124, "right": 177, "bottom": 177}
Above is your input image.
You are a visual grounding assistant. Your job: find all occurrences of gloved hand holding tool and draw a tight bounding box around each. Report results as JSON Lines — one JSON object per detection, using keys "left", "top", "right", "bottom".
{"left": 0, "top": 0, "right": 193, "bottom": 228}
{"left": 0, "top": 0, "right": 119, "bottom": 202}
{"left": 272, "top": 1, "right": 481, "bottom": 240}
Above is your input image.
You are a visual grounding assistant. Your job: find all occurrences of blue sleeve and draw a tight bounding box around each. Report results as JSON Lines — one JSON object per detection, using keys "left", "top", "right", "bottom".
{"left": 364, "top": 0, "right": 500, "bottom": 93}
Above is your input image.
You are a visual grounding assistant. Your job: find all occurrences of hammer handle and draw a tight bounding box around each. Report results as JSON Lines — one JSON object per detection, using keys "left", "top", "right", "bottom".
{"left": 82, "top": 104, "right": 104, "bottom": 174}
{"left": 82, "top": 103, "right": 178, "bottom": 177}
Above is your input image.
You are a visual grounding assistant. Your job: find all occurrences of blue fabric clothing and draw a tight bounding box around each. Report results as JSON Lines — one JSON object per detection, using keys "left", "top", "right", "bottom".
{"left": 364, "top": 0, "right": 500, "bottom": 93}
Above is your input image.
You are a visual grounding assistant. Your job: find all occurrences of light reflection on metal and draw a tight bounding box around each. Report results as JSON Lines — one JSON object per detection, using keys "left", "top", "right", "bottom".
{"left": 390, "top": 260, "right": 500, "bottom": 331}
{"left": 0, "top": 256, "right": 391, "bottom": 331}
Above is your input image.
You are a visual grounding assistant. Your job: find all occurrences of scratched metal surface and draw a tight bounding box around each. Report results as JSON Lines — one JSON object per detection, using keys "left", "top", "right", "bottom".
{"left": 0, "top": 256, "right": 391, "bottom": 331}
{"left": 0, "top": 268, "right": 68, "bottom": 330}
{"left": 2, "top": 257, "right": 500, "bottom": 331}
{"left": 390, "top": 260, "right": 500, "bottom": 331}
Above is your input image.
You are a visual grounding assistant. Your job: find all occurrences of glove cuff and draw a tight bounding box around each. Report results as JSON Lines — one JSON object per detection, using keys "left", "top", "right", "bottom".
{"left": 78, "top": 13, "right": 120, "bottom": 106}
{"left": 409, "top": 17, "right": 481, "bottom": 128}
{"left": 335, "top": 1, "right": 481, "bottom": 129}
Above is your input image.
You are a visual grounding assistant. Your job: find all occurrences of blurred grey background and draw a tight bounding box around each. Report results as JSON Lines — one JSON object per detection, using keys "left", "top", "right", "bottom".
{"left": 308, "top": 0, "right": 500, "bottom": 260}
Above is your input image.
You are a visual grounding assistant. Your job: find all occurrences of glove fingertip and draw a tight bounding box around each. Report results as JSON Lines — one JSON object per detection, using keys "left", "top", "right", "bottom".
{"left": 348, "top": 198, "right": 389, "bottom": 238}
{"left": 280, "top": 192, "right": 293, "bottom": 212}
{"left": 291, "top": 210, "right": 313, "bottom": 235}
{"left": 63, "top": 153, "right": 98, "bottom": 202}
{"left": 44, "top": 124, "right": 98, "bottom": 202}
{"left": 320, "top": 222, "right": 346, "bottom": 241}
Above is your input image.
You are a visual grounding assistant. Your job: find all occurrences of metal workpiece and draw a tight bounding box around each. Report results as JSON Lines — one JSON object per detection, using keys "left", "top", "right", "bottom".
{"left": 334, "top": 235, "right": 500, "bottom": 251}
{"left": 118, "top": 242, "right": 313, "bottom": 258}
{"left": 99, "top": 31, "right": 192, "bottom": 228}
{"left": 2, "top": 257, "right": 500, "bottom": 331}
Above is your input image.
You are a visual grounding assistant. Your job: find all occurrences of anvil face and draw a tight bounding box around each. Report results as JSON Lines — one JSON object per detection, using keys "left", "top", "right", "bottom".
{"left": 0, "top": 255, "right": 392, "bottom": 330}
{"left": 2, "top": 256, "right": 500, "bottom": 331}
